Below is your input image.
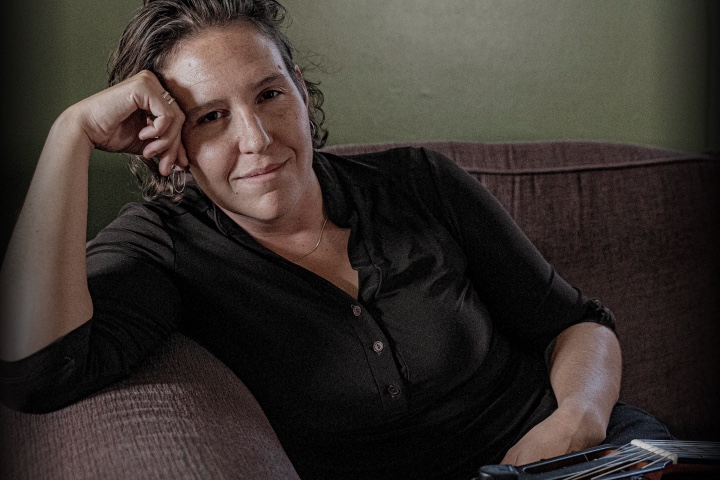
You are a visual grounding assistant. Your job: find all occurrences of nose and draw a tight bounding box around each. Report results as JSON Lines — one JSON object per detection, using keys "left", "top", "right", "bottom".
{"left": 236, "top": 112, "right": 271, "bottom": 154}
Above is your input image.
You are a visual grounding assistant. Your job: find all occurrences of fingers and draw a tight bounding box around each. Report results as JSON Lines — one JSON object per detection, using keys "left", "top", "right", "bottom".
{"left": 145, "top": 136, "right": 188, "bottom": 177}
{"left": 156, "top": 134, "right": 189, "bottom": 177}
{"left": 131, "top": 77, "right": 188, "bottom": 176}
{"left": 139, "top": 92, "right": 178, "bottom": 139}
{"left": 80, "top": 70, "right": 189, "bottom": 176}
{"left": 70, "top": 70, "right": 189, "bottom": 180}
{"left": 500, "top": 410, "right": 589, "bottom": 466}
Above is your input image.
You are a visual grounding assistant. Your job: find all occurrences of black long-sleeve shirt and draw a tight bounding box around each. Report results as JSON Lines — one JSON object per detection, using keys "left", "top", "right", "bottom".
{"left": 1, "top": 147, "right": 614, "bottom": 479}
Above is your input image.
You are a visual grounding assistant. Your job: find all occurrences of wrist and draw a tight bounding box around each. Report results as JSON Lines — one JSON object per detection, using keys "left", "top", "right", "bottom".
{"left": 51, "top": 105, "right": 96, "bottom": 158}
{"left": 553, "top": 398, "right": 608, "bottom": 449}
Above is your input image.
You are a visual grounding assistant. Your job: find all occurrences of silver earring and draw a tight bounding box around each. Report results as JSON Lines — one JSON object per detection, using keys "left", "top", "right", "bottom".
{"left": 310, "top": 120, "right": 317, "bottom": 137}
{"left": 171, "top": 166, "right": 186, "bottom": 194}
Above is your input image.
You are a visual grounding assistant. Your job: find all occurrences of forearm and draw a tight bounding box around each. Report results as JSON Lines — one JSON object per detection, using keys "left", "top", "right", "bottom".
{"left": 501, "top": 321, "right": 621, "bottom": 465}
{"left": 0, "top": 71, "right": 186, "bottom": 363}
{"left": 0, "top": 108, "right": 95, "bottom": 361}
{"left": 548, "top": 321, "right": 622, "bottom": 446}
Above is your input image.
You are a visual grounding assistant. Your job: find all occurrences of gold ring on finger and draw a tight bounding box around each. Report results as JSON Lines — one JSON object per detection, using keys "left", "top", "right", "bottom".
{"left": 161, "top": 91, "right": 175, "bottom": 105}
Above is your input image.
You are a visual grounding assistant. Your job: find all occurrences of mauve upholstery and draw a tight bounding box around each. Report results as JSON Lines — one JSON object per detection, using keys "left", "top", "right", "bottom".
{"left": 2, "top": 141, "right": 718, "bottom": 479}
{"left": 1, "top": 334, "right": 301, "bottom": 479}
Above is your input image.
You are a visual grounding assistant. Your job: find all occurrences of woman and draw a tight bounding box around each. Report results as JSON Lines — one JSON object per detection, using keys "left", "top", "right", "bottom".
{"left": 0, "top": 1, "right": 671, "bottom": 479}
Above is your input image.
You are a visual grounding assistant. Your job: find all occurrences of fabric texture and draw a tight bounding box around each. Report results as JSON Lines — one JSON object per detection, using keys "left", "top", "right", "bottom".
{"left": 1, "top": 141, "right": 718, "bottom": 480}
{"left": 2, "top": 147, "right": 613, "bottom": 479}
{"left": 1, "top": 333, "right": 300, "bottom": 480}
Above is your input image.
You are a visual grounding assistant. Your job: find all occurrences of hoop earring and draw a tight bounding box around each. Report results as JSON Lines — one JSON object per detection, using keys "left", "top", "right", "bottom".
{"left": 309, "top": 120, "right": 317, "bottom": 138}
{"left": 171, "top": 166, "right": 186, "bottom": 194}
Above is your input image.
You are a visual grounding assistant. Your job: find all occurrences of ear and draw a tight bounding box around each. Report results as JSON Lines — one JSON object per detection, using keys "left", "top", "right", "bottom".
{"left": 294, "top": 65, "right": 310, "bottom": 107}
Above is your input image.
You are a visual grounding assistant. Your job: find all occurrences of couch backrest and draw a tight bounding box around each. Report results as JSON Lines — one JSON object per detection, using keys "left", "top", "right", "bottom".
{"left": 325, "top": 141, "right": 720, "bottom": 440}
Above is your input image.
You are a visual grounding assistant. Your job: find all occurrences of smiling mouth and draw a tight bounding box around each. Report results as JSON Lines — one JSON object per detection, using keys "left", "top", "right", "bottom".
{"left": 237, "top": 160, "right": 288, "bottom": 181}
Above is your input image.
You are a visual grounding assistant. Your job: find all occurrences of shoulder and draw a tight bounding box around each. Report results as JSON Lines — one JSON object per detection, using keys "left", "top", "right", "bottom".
{"left": 85, "top": 203, "right": 173, "bottom": 272}
{"left": 315, "top": 147, "right": 464, "bottom": 226}
{"left": 89, "top": 201, "right": 171, "bottom": 245}
{"left": 317, "top": 146, "right": 455, "bottom": 188}
{"left": 86, "top": 191, "right": 197, "bottom": 268}
{"left": 88, "top": 182, "right": 210, "bottom": 248}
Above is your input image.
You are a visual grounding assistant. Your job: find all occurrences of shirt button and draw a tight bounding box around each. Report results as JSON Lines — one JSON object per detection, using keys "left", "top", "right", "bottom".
{"left": 387, "top": 384, "right": 401, "bottom": 397}
{"left": 352, "top": 305, "right": 362, "bottom": 317}
{"left": 372, "top": 341, "right": 384, "bottom": 353}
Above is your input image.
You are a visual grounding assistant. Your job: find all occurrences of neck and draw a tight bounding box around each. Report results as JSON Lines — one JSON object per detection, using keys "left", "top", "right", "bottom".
{"left": 229, "top": 174, "right": 327, "bottom": 259}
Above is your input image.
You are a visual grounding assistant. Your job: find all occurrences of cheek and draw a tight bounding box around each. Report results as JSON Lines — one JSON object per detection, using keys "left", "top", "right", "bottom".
{"left": 285, "top": 109, "right": 313, "bottom": 152}
{"left": 186, "top": 137, "right": 234, "bottom": 180}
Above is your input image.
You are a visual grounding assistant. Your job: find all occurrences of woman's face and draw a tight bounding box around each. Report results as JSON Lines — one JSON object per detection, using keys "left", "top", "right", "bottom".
{"left": 162, "top": 23, "right": 314, "bottom": 226}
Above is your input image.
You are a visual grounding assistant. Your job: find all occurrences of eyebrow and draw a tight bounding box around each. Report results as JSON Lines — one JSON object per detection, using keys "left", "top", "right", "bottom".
{"left": 184, "top": 73, "right": 287, "bottom": 120}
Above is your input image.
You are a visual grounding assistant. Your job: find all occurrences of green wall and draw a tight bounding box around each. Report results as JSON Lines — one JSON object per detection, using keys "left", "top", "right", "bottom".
{"left": 286, "top": 0, "right": 711, "bottom": 150}
{"left": 1, "top": 0, "right": 717, "bottom": 244}
{"left": 283, "top": 0, "right": 716, "bottom": 150}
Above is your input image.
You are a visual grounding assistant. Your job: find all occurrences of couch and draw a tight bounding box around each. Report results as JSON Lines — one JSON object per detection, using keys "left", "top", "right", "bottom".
{"left": 2, "top": 141, "right": 718, "bottom": 479}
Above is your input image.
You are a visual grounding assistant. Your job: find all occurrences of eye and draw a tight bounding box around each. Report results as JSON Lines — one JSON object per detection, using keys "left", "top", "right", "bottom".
{"left": 198, "top": 111, "right": 222, "bottom": 124}
{"left": 260, "top": 89, "right": 282, "bottom": 101}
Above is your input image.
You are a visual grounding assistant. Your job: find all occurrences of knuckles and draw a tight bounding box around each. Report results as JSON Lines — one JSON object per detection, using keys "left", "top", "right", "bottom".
{"left": 132, "top": 69, "right": 161, "bottom": 87}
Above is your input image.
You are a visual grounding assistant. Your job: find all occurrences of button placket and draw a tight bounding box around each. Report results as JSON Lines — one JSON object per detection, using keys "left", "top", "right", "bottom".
{"left": 347, "top": 303, "right": 407, "bottom": 409}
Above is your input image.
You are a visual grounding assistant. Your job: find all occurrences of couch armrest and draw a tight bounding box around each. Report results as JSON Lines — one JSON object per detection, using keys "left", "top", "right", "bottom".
{"left": 1, "top": 333, "right": 300, "bottom": 480}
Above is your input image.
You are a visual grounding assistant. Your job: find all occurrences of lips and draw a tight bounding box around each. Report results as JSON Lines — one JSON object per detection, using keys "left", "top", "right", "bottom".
{"left": 236, "top": 160, "right": 287, "bottom": 180}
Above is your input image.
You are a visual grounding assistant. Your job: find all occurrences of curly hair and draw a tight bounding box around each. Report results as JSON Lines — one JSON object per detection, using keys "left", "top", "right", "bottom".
{"left": 108, "top": 0, "right": 328, "bottom": 201}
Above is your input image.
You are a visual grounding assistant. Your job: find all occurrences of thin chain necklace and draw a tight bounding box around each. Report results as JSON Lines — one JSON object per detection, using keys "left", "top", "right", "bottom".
{"left": 290, "top": 216, "right": 329, "bottom": 262}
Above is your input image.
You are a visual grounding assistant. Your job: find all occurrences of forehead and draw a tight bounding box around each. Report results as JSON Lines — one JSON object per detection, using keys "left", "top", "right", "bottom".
{"left": 161, "top": 23, "right": 289, "bottom": 93}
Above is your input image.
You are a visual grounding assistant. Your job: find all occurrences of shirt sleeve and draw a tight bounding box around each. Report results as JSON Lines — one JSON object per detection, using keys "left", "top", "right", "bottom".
{"left": 0, "top": 202, "right": 182, "bottom": 413}
{"left": 420, "top": 148, "right": 615, "bottom": 352}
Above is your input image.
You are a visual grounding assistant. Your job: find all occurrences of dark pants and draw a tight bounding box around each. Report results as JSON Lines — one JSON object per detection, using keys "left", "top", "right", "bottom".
{"left": 603, "top": 401, "right": 674, "bottom": 444}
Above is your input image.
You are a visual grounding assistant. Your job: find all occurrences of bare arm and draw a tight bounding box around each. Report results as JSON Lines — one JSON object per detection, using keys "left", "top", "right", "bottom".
{"left": 0, "top": 71, "right": 188, "bottom": 361}
{"left": 501, "top": 321, "right": 622, "bottom": 465}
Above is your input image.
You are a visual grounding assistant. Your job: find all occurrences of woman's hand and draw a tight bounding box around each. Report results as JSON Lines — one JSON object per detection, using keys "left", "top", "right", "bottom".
{"left": 500, "top": 399, "right": 607, "bottom": 466}
{"left": 66, "top": 69, "right": 188, "bottom": 175}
